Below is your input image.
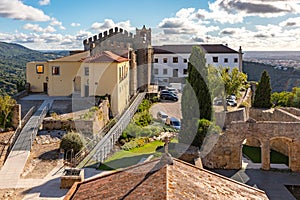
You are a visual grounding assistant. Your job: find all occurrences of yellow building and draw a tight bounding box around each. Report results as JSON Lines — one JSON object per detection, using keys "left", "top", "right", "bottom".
{"left": 26, "top": 51, "right": 130, "bottom": 116}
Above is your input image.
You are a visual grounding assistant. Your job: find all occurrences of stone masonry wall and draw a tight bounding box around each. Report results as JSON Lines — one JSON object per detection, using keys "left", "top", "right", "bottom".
{"left": 249, "top": 108, "right": 300, "bottom": 122}
{"left": 215, "top": 108, "right": 246, "bottom": 129}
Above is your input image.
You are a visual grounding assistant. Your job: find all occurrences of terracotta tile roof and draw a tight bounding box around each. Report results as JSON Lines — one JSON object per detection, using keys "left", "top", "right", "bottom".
{"left": 153, "top": 44, "right": 239, "bottom": 54}
{"left": 64, "top": 157, "right": 268, "bottom": 200}
{"left": 84, "top": 51, "right": 129, "bottom": 63}
{"left": 50, "top": 51, "right": 90, "bottom": 62}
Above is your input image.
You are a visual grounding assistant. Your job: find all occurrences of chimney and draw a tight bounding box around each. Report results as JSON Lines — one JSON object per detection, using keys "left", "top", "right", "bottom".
{"left": 238, "top": 46, "right": 243, "bottom": 72}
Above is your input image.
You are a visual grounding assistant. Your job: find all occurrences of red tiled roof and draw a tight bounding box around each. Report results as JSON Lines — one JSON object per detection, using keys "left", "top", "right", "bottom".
{"left": 153, "top": 44, "right": 239, "bottom": 54}
{"left": 84, "top": 51, "right": 129, "bottom": 63}
{"left": 64, "top": 157, "right": 268, "bottom": 200}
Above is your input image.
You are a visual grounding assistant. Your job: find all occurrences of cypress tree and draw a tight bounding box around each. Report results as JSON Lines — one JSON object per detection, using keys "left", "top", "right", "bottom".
{"left": 179, "top": 46, "right": 212, "bottom": 147}
{"left": 253, "top": 70, "right": 272, "bottom": 108}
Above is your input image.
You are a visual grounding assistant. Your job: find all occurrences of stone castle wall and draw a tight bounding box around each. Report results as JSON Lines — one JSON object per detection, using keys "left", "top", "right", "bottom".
{"left": 249, "top": 108, "right": 300, "bottom": 122}
{"left": 203, "top": 108, "right": 300, "bottom": 172}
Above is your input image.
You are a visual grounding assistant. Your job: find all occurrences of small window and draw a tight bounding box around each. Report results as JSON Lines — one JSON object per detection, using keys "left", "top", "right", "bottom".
{"left": 234, "top": 58, "right": 238, "bottom": 63}
{"left": 52, "top": 66, "right": 60, "bottom": 75}
{"left": 163, "top": 68, "right": 168, "bottom": 75}
{"left": 84, "top": 67, "right": 89, "bottom": 76}
{"left": 154, "top": 58, "right": 158, "bottom": 63}
{"left": 154, "top": 68, "right": 159, "bottom": 75}
{"left": 163, "top": 58, "right": 168, "bottom": 63}
{"left": 173, "top": 57, "right": 178, "bottom": 63}
{"left": 213, "top": 57, "right": 218, "bottom": 63}
{"left": 36, "top": 64, "right": 44, "bottom": 74}
{"left": 183, "top": 58, "right": 188, "bottom": 63}
{"left": 183, "top": 69, "right": 188, "bottom": 75}
{"left": 224, "top": 58, "right": 228, "bottom": 63}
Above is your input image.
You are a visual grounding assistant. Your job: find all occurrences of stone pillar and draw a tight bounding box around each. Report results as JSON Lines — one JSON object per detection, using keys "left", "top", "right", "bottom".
{"left": 261, "top": 140, "right": 270, "bottom": 170}
{"left": 11, "top": 104, "right": 21, "bottom": 129}
{"left": 289, "top": 141, "right": 300, "bottom": 172}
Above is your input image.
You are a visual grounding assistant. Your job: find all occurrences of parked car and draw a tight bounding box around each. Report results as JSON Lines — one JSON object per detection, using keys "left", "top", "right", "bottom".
{"left": 166, "top": 87, "right": 178, "bottom": 94}
{"left": 157, "top": 111, "right": 168, "bottom": 123}
{"left": 165, "top": 117, "right": 181, "bottom": 130}
{"left": 227, "top": 99, "right": 237, "bottom": 106}
{"left": 160, "top": 90, "right": 177, "bottom": 96}
{"left": 160, "top": 93, "right": 178, "bottom": 101}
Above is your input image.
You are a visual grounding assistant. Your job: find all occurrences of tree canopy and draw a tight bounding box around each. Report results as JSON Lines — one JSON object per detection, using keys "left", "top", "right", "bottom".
{"left": 253, "top": 70, "right": 272, "bottom": 108}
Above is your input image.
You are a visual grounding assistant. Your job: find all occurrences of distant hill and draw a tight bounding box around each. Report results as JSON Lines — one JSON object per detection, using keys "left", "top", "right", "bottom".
{"left": 243, "top": 61, "right": 300, "bottom": 92}
{"left": 0, "top": 42, "right": 69, "bottom": 96}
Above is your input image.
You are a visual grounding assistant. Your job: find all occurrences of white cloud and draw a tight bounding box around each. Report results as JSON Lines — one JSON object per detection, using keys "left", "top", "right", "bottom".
{"left": 279, "top": 17, "right": 300, "bottom": 27}
{"left": 0, "top": 0, "right": 50, "bottom": 21}
{"left": 71, "top": 22, "right": 81, "bottom": 27}
{"left": 50, "top": 18, "right": 65, "bottom": 30}
{"left": 90, "top": 19, "right": 134, "bottom": 32}
{"left": 23, "top": 23, "right": 56, "bottom": 33}
{"left": 39, "top": 0, "right": 50, "bottom": 6}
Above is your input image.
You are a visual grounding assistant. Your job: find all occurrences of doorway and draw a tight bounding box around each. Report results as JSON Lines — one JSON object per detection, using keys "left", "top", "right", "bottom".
{"left": 43, "top": 82, "right": 48, "bottom": 93}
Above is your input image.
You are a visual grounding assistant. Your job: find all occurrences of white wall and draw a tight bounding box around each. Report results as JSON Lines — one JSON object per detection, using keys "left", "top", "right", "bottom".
{"left": 152, "top": 52, "right": 241, "bottom": 83}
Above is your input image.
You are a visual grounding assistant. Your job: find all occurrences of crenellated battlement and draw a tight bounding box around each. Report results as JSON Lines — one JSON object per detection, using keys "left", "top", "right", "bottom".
{"left": 83, "top": 27, "right": 137, "bottom": 51}
{"left": 83, "top": 26, "right": 152, "bottom": 52}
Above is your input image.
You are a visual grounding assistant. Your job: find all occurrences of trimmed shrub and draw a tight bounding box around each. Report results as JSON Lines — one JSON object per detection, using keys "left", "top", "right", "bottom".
{"left": 121, "top": 137, "right": 150, "bottom": 151}
{"left": 60, "top": 132, "right": 84, "bottom": 155}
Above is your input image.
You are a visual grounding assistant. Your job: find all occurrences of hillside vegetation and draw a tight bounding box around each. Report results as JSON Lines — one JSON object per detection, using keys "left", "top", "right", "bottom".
{"left": 0, "top": 42, "right": 68, "bottom": 96}
{"left": 243, "top": 61, "right": 300, "bottom": 92}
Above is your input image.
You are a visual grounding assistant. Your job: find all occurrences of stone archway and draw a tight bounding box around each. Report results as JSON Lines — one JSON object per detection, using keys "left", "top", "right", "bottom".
{"left": 269, "top": 137, "right": 291, "bottom": 169}
{"left": 242, "top": 137, "right": 262, "bottom": 169}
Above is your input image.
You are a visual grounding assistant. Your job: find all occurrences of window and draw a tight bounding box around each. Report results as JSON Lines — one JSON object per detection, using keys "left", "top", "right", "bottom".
{"left": 224, "top": 58, "right": 228, "bottom": 63}
{"left": 213, "top": 57, "right": 218, "bottom": 63}
{"left": 183, "top": 58, "right": 188, "bottom": 63}
{"left": 36, "top": 64, "right": 44, "bottom": 74}
{"left": 163, "top": 58, "right": 168, "bottom": 63}
{"left": 154, "top": 68, "right": 159, "bottom": 75}
{"left": 183, "top": 69, "right": 188, "bottom": 75}
{"left": 52, "top": 66, "right": 60, "bottom": 75}
{"left": 173, "top": 57, "right": 178, "bottom": 63}
{"left": 84, "top": 67, "right": 89, "bottom": 76}
{"left": 154, "top": 58, "right": 158, "bottom": 63}
{"left": 163, "top": 68, "right": 168, "bottom": 75}
{"left": 234, "top": 58, "right": 238, "bottom": 63}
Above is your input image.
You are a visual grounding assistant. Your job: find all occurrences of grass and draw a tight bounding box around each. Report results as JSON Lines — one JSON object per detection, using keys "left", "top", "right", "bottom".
{"left": 242, "top": 145, "right": 289, "bottom": 165}
{"left": 99, "top": 140, "right": 164, "bottom": 170}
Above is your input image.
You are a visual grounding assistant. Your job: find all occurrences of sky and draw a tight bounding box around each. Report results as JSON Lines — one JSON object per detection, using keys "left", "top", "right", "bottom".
{"left": 0, "top": 0, "right": 299, "bottom": 51}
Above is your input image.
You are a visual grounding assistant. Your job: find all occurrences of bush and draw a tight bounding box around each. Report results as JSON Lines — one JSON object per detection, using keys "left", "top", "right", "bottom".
{"left": 134, "top": 111, "right": 152, "bottom": 127}
{"left": 121, "top": 137, "right": 150, "bottom": 151}
{"left": 60, "top": 132, "right": 84, "bottom": 155}
{"left": 137, "top": 99, "right": 151, "bottom": 113}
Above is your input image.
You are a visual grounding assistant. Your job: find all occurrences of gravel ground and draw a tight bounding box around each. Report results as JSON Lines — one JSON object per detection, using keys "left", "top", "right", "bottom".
{"left": 150, "top": 93, "right": 182, "bottom": 120}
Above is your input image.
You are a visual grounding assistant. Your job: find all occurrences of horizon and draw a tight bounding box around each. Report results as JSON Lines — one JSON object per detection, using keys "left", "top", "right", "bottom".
{"left": 0, "top": 1, "right": 299, "bottom": 51}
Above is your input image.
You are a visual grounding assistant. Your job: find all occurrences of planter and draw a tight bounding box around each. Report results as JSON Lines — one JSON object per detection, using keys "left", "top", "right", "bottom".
{"left": 60, "top": 168, "right": 84, "bottom": 189}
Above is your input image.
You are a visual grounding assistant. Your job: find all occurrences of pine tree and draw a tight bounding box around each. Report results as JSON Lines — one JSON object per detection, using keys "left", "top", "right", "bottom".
{"left": 253, "top": 70, "right": 272, "bottom": 108}
{"left": 179, "top": 46, "right": 212, "bottom": 147}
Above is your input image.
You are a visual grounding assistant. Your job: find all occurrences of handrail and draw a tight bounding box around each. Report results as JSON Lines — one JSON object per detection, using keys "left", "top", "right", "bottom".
{"left": 74, "top": 92, "right": 146, "bottom": 167}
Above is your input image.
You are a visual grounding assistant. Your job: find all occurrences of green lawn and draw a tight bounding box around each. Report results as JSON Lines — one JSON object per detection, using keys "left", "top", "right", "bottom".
{"left": 242, "top": 145, "right": 289, "bottom": 165}
{"left": 99, "top": 140, "right": 164, "bottom": 170}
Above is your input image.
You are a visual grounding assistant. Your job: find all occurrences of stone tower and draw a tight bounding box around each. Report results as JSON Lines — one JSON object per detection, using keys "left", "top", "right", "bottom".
{"left": 134, "top": 25, "right": 152, "bottom": 92}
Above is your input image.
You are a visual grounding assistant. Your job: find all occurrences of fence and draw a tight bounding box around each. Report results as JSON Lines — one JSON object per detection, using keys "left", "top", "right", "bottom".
{"left": 75, "top": 92, "right": 146, "bottom": 168}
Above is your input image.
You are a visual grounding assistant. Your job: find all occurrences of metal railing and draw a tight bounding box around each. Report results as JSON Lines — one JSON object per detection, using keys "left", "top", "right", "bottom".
{"left": 74, "top": 92, "right": 146, "bottom": 168}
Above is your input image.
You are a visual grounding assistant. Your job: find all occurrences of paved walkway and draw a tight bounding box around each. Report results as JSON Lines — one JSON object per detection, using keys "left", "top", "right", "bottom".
{"left": 0, "top": 99, "right": 53, "bottom": 188}
{"left": 213, "top": 157, "right": 300, "bottom": 200}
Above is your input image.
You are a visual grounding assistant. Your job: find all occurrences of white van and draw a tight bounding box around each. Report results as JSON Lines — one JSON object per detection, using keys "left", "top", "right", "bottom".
{"left": 157, "top": 111, "right": 168, "bottom": 123}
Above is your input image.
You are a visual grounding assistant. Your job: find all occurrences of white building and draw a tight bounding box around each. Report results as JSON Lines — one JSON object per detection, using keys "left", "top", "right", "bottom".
{"left": 152, "top": 44, "right": 243, "bottom": 85}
